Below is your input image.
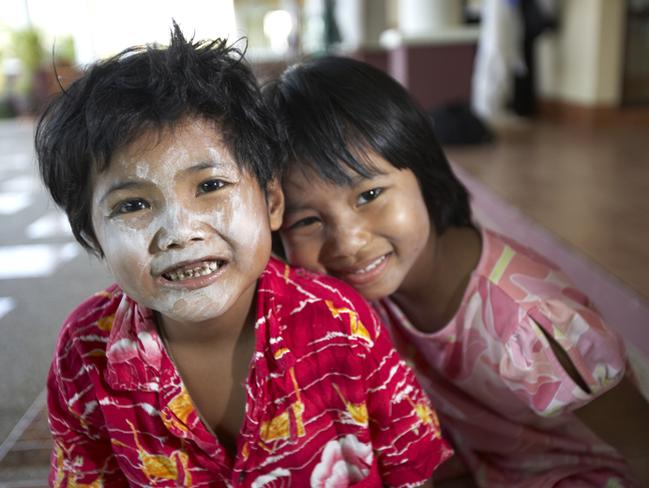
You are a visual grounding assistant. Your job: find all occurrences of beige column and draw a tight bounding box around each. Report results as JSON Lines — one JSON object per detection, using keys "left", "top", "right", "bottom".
{"left": 537, "top": 0, "right": 625, "bottom": 106}
{"left": 397, "top": 0, "right": 463, "bottom": 37}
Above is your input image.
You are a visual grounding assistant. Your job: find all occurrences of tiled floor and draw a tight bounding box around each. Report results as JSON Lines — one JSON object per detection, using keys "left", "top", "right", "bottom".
{"left": 0, "top": 120, "right": 111, "bottom": 485}
{"left": 0, "top": 392, "right": 49, "bottom": 487}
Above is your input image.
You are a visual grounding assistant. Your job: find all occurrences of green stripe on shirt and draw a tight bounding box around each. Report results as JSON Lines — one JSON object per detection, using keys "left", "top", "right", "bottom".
{"left": 489, "top": 245, "right": 514, "bottom": 284}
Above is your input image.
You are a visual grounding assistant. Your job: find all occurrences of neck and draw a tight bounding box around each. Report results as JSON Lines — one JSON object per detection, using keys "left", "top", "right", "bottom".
{"left": 392, "top": 226, "right": 481, "bottom": 333}
{"left": 157, "top": 281, "right": 257, "bottom": 349}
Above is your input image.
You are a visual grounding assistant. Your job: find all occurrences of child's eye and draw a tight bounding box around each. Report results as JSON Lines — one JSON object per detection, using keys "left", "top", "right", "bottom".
{"left": 287, "top": 216, "right": 321, "bottom": 230}
{"left": 112, "top": 199, "right": 150, "bottom": 215}
{"left": 198, "top": 179, "right": 227, "bottom": 194}
{"left": 357, "top": 188, "right": 383, "bottom": 205}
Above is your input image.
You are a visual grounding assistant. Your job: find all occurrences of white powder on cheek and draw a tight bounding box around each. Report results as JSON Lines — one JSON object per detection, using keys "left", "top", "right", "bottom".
{"left": 98, "top": 126, "right": 271, "bottom": 324}
{"left": 219, "top": 191, "right": 266, "bottom": 246}
{"left": 100, "top": 219, "right": 155, "bottom": 299}
{"left": 156, "top": 187, "right": 270, "bottom": 323}
{"left": 145, "top": 202, "right": 232, "bottom": 320}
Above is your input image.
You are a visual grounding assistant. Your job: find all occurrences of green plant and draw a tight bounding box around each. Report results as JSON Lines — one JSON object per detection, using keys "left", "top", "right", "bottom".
{"left": 55, "top": 35, "right": 76, "bottom": 65}
{"left": 11, "top": 26, "right": 45, "bottom": 99}
{"left": 12, "top": 26, "right": 45, "bottom": 75}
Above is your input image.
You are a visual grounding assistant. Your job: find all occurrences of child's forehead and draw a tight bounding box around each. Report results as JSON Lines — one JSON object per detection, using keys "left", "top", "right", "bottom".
{"left": 284, "top": 150, "right": 390, "bottom": 190}
{"left": 105, "top": 118, "right": 239, "bottom": 173}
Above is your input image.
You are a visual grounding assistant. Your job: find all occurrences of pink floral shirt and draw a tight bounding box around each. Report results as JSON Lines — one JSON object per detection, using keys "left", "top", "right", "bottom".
{"left": 47, "top": 257, "right": 452, "bottom": 487}
{"left": 376, "top": 229, "right": 636, "bottom": 487}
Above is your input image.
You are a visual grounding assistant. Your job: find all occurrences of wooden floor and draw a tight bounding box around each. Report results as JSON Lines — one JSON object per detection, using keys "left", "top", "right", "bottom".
{"left": 446, "top": 109, "right": 649, "bottom": 302}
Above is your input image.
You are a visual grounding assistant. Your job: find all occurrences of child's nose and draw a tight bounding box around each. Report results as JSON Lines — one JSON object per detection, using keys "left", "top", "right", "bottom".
{"left": 153, "top": 228, "right": 206, "bottom": 252}
{"left": 324, "top": 219, "right": 370, "bottom": 260}
{"left": 150, "top": 207, "right": 209, "bottom": 252}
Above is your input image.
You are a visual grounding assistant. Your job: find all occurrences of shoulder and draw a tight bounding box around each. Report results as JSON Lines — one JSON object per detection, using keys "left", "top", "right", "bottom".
{"left": 475, "top": 229, "right": 591, "bottom": 310}
{"left": 49, "top": 284, "right": 124, "bottom": 412}
{"left": 264, "top": 257, "right": 375, "bottom": 314}
{"left": 57, "top": 284, "right": 123, "bottom": 343}
{"left": 475, "top": 230, "right": 618, "bottom": 343}
{"left": 474, "top": 231, "right": 625, "bottom": 406}
{"left": 53, "top": 284, "right": 123, "bottom": 374}
{"left": 262, "top": 258, "right": 381, "bottom": 342}
{"left": 467, "top": 230, "right": 622, "bottom": 354}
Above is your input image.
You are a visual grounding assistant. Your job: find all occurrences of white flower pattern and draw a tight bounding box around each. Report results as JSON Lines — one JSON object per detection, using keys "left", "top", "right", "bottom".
{"left": 311, "top": 435, "right": 373, "bottom": 487}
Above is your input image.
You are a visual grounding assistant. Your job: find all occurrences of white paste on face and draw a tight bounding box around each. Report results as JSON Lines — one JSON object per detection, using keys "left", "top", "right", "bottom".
{"left": 91, "top": 118, "right": 275, "bottom": 329}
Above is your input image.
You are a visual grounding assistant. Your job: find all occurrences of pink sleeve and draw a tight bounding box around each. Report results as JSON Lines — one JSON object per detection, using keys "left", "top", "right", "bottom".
{"left": 357, "top": 300, "right": 454, "bottom": 487}
{"left": 527, "top": 296, "right": 627, "bottom": 413}
{"left": 491, "top": 285, "right": 627, "bottom": 417}
{"left": 484, "top": 245, "right": 628, "bottom": 417}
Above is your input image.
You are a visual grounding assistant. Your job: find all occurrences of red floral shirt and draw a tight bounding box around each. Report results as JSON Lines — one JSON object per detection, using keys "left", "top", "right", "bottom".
{"left": 48, "top": 257, "right": 452, "bottom": 487}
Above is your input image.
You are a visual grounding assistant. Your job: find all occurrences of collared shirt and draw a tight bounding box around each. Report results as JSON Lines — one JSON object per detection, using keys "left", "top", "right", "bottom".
{"left": 48, "top": 257, "right": 452, "bottom": 487}
{"left": 376, "top": 228, "right": 635, "bottom": 487}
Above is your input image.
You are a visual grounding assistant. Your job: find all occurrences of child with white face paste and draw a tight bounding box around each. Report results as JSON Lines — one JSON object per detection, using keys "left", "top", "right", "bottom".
{"left": 35, "top": 25, "right": 451, "bottom": 487}
{"left": 266, "top": 56, "right": 649, "bottom": 488}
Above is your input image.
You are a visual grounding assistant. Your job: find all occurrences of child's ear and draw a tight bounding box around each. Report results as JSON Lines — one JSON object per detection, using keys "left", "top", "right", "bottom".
{"left": 266, "top": 178, "right": 285, "bottom": 231}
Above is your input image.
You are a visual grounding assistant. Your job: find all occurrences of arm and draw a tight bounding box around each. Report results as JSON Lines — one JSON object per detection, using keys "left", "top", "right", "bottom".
{"left": 48, "top": 357, "right": 129, "bottom": 486}
{"left": 544, "top": 331, "right": 649, "bottom": 485}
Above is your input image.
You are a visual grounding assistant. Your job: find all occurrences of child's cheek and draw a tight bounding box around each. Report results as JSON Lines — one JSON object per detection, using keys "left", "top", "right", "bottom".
{"left": 384, "top": 197, "right": 430, "bottom": 255}
{"left": 101, "top": 218, "right": 156, "bottom": 300}
{"left": 383, "top": 200, "right": 412, "bottom": 232}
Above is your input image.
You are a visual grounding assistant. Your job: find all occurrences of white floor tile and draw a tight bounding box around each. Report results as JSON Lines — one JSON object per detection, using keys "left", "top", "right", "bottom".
{"left": 0, "top": 243, "right": 80, "bottom": 279}
{"left": 0, "top": 297, "right": 15, "bottom": 321}
{"left": 25, "top": 212, "right": 72, "bottom": 239}
{"left": 0, "top": 193, "right": 31, "bottom": 215}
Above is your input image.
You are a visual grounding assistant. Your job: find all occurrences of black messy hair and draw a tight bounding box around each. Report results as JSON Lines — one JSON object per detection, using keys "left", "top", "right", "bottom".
{"left": 35, "top": 23, "right": 281, "bottom": 256}
{"left": 264, "top": 55, "right": 472, "bottom": 235}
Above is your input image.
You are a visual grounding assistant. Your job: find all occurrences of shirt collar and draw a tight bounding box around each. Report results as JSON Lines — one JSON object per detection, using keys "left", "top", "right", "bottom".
{"left": 104, "top": 292, "right": 167, "bottom": 391}
{"left": 104, "top": 257, "right": 296, "bottom": 392}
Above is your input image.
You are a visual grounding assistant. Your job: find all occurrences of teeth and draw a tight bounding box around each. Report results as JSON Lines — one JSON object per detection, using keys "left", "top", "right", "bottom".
{"left": 353, "top": 255, "right": 386, "bottom": 275}
{"left": 163, "top": 260, "right": 221, "bottom": 282}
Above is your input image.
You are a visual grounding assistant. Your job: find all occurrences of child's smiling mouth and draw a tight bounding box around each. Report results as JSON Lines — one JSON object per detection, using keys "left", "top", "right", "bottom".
{"left": 158, "top": 258, "right": 227, "bottom": 287}
{"left": 333, "top": 253, "right": 392, "bottom": 286}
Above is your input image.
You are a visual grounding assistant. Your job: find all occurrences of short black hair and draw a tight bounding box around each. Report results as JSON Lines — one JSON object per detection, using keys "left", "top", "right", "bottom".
{"left": 35, "top": 23, "right": 281, "bottom": 256}
{"left": 264, "top": 55, "right": 472, "bottom": 235}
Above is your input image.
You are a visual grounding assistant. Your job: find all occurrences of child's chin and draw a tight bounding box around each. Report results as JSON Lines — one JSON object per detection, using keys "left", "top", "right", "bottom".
{"left": 151, "top": 295, "right": 233, "bottom": 325}
{"left": 355, "top": 282, "right": 394, "bottom": 302}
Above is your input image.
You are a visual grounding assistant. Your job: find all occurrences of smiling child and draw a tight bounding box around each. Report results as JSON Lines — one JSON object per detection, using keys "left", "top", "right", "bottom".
{"left": 266, "top": 56, "right": 649, "bottom": 487}
{"left": 35, "top": 27, "right": 452, "bottom": 486}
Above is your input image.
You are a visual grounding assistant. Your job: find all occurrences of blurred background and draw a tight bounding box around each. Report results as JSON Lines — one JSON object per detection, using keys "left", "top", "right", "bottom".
{"left": 2, "top": 0, "right": 648, "bottom": 118}
{"left": 1, "top": 0, "right": 648, "bottom": 485}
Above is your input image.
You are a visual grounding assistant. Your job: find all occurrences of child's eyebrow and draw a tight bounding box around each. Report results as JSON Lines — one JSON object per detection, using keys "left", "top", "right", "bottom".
{"left": 99, "top": 181, "right": 146, "bottom": 204}
{"left": 179, "top": 161, "right": 228, "bottom": 175}
{"left": 283, "top": 201, "right": 311, "bottom": 214}
{"left": 99, "top": 161, "right": 234, "bottom": 204}
{"left": 348, "top": 173, "right": 372, "bottom": 186}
